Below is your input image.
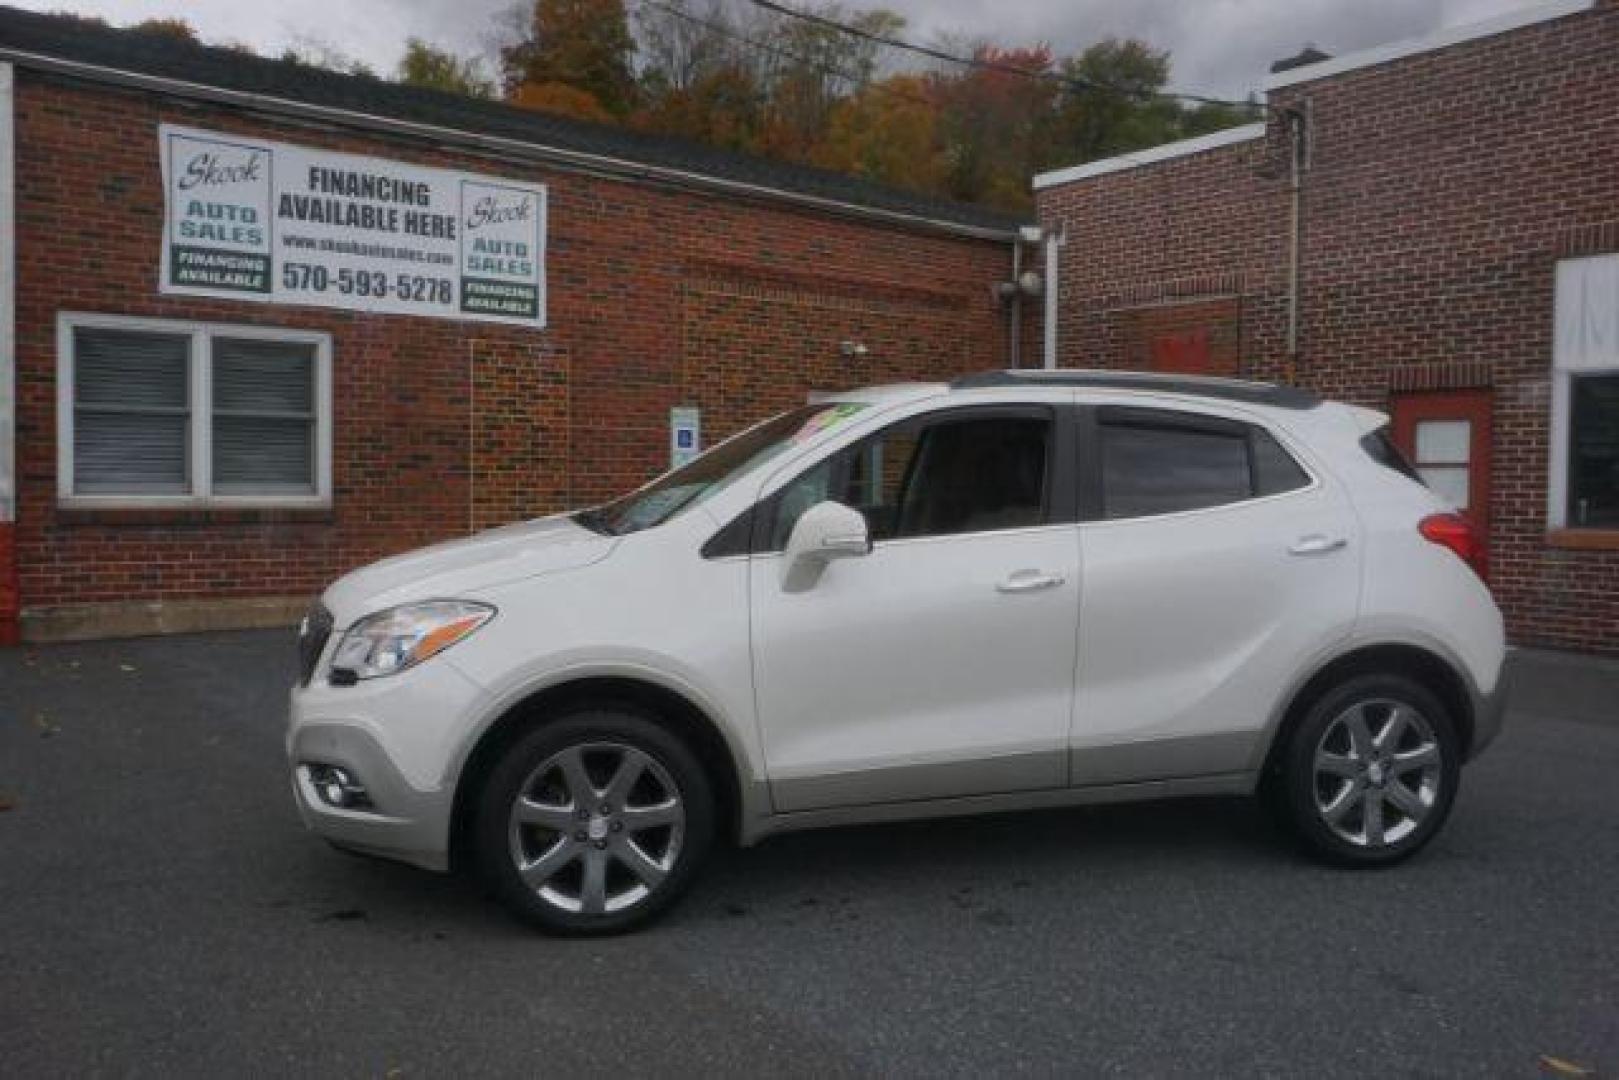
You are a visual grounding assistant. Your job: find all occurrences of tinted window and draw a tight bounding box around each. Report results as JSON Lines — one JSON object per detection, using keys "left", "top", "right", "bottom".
{"left": 1098, "top": 410, "right": 1310, "bottom": 519}
{"left": 1253, "top": 429, "right": 1311, "bottom": 496}
{"left": 1360, "top": 428, "right": 1423, "bottom": 484}
{"left": 769, "top": 412, "right": 1050, "bottom": 548}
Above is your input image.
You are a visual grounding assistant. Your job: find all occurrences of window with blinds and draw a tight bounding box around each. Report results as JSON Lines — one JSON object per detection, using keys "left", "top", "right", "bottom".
{"left": 60, "top": 317, "right": 329, "bottom": 506}
{"left": 73, "top": 328, "right": 192, "bottom": 494}
{"left": 212, "top": 338, "right": 316, "bottom": 495}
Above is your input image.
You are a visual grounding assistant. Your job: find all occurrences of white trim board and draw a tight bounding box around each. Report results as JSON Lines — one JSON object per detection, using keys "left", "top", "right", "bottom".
{"left": 1263, "top": 0, "right": 1595, "bottom": 90}
{"left": 1033, "top": 123, "right": 1266, "bottom": 191}
{"left": 0, "top": 62, "right": 13, "bottom": 523}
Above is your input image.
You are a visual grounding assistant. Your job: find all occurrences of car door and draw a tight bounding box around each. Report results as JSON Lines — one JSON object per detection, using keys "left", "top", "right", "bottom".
{"left": 749, "top": 403, "right": 1081, "bottom": 813}
{"left": 1071, "top": 401, "right": 1361, "bottom": 785}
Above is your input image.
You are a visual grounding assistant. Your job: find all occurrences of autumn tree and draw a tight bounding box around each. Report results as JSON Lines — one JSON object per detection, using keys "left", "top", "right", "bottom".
{"left": 634, "top": 0, "right": 737, "bottom": 95}
{"left": 131, "top": 18, "right": 199, "bottom": 43}
{"left": 929, "top": 45, "right": 1059, "bottom": 211}
{"left": 752, "top": 5, "right": 902, "bottom": 163}
{"left": 813, "top": 74, "right": 946, "bottom": 193}
{"left": 501, "top": 0, "right": 638, "bottom": 117}
{"left": 398, "top": 38, "right": 495, "bottom": 97}
{"left": 634, "top": 65, "right": 767, "bottom": 152}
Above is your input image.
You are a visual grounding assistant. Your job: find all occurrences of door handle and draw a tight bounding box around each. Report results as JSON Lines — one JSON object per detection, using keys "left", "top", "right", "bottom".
{"left": 997, "top": 569, "right": 1066, "bottom": 593}
{"left": 1289, "top": 535, "right": 1348, "bottom": 556}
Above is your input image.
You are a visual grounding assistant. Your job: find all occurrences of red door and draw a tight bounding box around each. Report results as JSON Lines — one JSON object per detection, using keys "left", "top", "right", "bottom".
{"left": 1390, "top": 390, "right": 1493, "bottom": 535}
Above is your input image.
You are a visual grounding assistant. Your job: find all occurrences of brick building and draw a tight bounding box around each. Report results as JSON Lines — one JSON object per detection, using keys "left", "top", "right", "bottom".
{"left": 0, "top": 7, "right": 1037, "bottom": 643}
{"left": 1035, "top": 0, "right": 1619, "bottom": 653}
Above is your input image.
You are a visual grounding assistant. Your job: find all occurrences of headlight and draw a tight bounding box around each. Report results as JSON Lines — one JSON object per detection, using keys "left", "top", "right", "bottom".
{"left": 329, "top": 600, "right": 495, "bottom": 681}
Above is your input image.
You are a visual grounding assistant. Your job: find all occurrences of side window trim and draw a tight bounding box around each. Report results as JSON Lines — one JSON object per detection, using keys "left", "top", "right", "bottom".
{"left": 738, "top": 402, "right": 1075, "bottom": 556}
{"left": 1076, "top": 402, "right": 1317, "bottom": 524}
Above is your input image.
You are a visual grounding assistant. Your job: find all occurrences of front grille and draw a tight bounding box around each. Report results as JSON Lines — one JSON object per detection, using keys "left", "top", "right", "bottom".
{"left": 297, "top": 602, "right": 334, "bottom": 687}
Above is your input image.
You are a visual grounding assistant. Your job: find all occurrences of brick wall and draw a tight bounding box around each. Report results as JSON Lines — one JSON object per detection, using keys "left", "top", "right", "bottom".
{"left": 10, "top": 74, "right": 1021, "bottom": 631}
{"left": 1037, "top": 2, "right": 1619, "bottom": 652}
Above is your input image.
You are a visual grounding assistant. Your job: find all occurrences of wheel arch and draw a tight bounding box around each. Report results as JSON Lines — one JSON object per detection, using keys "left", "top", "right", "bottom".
{"left": 447, "top": 674, "right": 751, "bottom": 874}
{"left": 1260, "top": 640, "right": 1479, "bottom": 781}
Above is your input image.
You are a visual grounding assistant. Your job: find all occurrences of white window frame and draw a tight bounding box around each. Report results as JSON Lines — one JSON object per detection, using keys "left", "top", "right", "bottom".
{"left": 1549, "top": 255, "right": 1619, "bottom": 530}
{"left": 57, "top": 312, "right": 333, "bottom": 510}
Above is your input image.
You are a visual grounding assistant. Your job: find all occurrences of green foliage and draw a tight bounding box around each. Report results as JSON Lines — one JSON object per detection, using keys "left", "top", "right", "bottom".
{"left": 398, "top": 39, "right": 496, "bottom": 98}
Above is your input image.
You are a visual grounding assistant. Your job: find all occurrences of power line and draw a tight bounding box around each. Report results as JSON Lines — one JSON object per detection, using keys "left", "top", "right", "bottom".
{"left": 633, "top": 0, "right": 938, "bottom": 110}
{"left": 741, "top": 0, "right": 1264, "bottom": 113}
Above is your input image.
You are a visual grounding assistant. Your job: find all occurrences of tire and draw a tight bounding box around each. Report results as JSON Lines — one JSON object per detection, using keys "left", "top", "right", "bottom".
{"left": 1266, "top": 672, "right": 1461, "bottom": 867}
{"left": 474, "top": 707, "right": 715, "bottom": 935}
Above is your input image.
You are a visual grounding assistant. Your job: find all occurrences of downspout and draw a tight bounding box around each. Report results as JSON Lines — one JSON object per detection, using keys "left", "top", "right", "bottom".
{"left": 0, "top": 62, "right": 15, "bottom": 644}
{"left": 1009, "top": 238, "right": 1022, "bottom": 369}
{"left": 1284, "top": 105, "right": 1307, "bottom": 374}
{"left": 1043, "top": 225, "right": 1066, "bottom": 370}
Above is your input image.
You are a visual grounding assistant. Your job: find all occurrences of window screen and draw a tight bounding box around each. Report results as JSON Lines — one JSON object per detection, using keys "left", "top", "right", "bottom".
{"left": 213, "top": 338, "right": 317, "bottom": 495}
{"left": 73, "top": 328, "right": 191, "bottom": 495}
{"left": 1569, "top": 374, "right": 1619, "bottom": 528}
{"left": 1099, "top": 410, "right": 1309, "bottom": 519}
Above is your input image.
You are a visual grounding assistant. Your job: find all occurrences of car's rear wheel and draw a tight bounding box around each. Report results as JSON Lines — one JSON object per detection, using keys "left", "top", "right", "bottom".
{"left": 474, "top": 709, "right": 714, "bottom": 934}
{"left": 1269, "top": 673, "right": 1461, "bottom": 866}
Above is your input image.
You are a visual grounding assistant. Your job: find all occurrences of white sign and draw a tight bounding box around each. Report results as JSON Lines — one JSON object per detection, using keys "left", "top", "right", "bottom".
{"left": 159, "top": 124, "right": 546, "bottom": 327}
{"left": 670, "top": 406, "right": 701, "bottom": 468}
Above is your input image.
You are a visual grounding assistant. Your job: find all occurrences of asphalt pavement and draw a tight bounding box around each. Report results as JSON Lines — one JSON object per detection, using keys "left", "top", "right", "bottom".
{"left": 1, "top": 629, "right": 1615, "bottom": 1077}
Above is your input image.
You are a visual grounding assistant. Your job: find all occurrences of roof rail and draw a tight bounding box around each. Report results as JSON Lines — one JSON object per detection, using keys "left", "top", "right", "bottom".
{"left": 951, "top": 370, "right": 1321, "bottom": 410}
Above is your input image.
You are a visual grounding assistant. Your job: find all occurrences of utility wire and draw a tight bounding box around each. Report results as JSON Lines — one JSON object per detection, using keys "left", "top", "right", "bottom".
{"left": 742, "top": 0, "right": 1265, "bottom": 112}
{"left": 633, "top": 0, "right": 939, "bottom": 109}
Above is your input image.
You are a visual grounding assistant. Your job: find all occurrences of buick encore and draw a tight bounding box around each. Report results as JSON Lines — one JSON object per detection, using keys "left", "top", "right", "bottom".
{"left": 288, "top": 370, "right": 1506, "bottom": 933}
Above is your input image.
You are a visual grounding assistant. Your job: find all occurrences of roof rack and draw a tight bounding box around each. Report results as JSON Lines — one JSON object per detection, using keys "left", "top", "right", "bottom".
{"left": 950, "top": 370, "right": 1321, "bottom": 410}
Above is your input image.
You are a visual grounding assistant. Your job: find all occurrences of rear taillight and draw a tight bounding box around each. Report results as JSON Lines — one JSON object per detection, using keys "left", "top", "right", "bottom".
{"left": 1419, "top": 513, "right": 1488, "bottom": 583}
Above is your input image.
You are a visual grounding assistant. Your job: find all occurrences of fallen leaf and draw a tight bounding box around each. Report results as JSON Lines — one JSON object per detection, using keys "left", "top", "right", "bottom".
{"left": 1540, "top": 1055, "right": 1593, "bottom": 1078}
{"left": 0, "top": 795, "right": 15, "bottom": 812}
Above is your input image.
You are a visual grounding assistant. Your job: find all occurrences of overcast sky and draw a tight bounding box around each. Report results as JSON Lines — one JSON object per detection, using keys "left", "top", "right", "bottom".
{"left": 13, "top": 0, "right": 1536, "bottom": 99}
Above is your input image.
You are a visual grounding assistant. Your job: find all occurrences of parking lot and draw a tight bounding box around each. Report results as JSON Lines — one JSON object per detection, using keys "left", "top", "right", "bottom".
{"left": 1, "top": 628, "right": 1615, "bottom": 1077}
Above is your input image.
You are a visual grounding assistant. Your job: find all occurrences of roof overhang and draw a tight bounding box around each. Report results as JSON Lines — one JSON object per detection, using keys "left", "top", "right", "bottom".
{"left": 1032, "top": 123, "right": 1267, "bottom": 192}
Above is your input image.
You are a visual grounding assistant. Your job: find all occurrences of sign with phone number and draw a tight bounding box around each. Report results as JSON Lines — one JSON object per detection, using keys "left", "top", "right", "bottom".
{"left": 158, "top": 124, "right": 547, "bottom": 327}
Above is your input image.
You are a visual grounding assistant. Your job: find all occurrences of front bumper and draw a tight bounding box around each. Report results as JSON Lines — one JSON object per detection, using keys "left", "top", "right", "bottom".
{"left": 288, "top": 720, "right": 453, "bottom": 871}
{"left": 286, "top": 659, "right": 488, "bottom": 872}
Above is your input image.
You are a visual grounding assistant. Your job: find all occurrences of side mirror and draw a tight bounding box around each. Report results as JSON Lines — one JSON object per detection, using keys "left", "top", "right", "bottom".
{"left": 781, "top": 500, "right": 871, "bottom": 591}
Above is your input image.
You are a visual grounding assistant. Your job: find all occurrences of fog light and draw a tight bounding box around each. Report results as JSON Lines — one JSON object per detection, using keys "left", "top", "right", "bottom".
{"left": 307, "top": 764, "right": 372, "bottom": 810}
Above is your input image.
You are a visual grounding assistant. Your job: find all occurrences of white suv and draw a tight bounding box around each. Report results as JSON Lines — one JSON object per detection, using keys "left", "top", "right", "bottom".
{"left": 288, "top": 371, "right": 1506, "bottom": 934}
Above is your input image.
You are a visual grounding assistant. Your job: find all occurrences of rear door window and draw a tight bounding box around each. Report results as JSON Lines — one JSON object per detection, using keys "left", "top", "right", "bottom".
{"left": 1096, "top": 406, "right": 1310, "bottom": 520}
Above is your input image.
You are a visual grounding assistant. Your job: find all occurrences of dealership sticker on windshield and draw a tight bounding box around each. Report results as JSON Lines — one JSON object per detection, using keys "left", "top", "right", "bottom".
{"left": 791, "top": 403, "right": 869, "bottom": 444}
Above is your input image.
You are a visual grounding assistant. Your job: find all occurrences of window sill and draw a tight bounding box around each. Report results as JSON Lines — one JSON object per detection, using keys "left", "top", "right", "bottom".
{"left": 1545, "top": 528, "right": 1619, "bottom": 552}
{"left": 56, "top": 507, "right": 336, "bottom": 526}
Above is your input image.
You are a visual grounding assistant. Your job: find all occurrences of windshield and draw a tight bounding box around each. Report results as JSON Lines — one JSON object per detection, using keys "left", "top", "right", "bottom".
{"left": 576, "top": 402, "right": 871, "bottom": 536}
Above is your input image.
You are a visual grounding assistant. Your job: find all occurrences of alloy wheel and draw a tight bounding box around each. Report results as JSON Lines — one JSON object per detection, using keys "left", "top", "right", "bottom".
{"left": 1312, "top": 698, "right": 1443, "bottom": 849}
{"left": 507, "top": 741, "right": 685, "bottom": 915}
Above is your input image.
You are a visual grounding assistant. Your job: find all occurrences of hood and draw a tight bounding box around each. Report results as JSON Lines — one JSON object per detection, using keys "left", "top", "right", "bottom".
{"left": 321, "top": 513, "right": 615, "bottom": 623}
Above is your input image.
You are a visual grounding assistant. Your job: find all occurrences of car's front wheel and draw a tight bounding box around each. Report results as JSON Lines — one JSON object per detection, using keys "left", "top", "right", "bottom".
{"left": 475, "top": 708, "right": 714, "bottom": 934}
{"left": 1269, "top": 673, "right": 1462, "bottom": 866}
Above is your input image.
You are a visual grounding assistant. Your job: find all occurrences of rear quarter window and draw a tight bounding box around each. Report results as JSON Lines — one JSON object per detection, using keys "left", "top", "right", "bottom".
{"left": 1096, "top": 407, "right": 1312, "bottom": 519}
{"left": 1360, "top": 429, "right": 1424, "bottom": 484}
